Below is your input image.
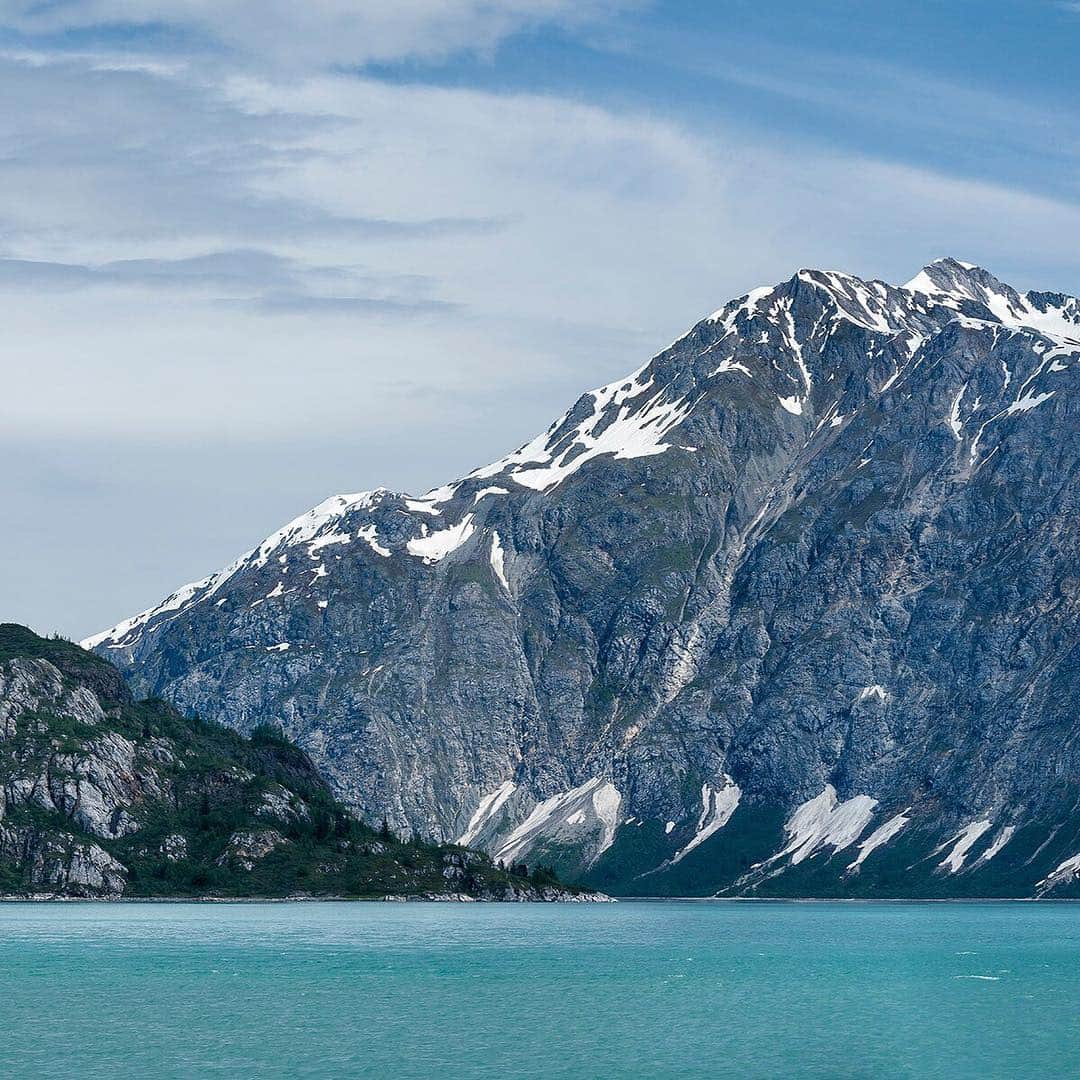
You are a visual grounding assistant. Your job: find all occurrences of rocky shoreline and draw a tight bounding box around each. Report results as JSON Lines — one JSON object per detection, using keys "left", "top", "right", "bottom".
{"left": 1, "top": 890, "right": 614, "bottom": 902}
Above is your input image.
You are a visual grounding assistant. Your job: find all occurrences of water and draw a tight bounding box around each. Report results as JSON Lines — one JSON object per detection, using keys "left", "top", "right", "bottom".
{"left": 1, "top": 901, "right": 1077, "bottom": 1079}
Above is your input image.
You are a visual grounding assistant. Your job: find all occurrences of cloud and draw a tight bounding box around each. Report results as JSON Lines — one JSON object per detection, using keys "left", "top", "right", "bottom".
{"left": 2, "top": 9, "right": 1080, "bottom": 638}
{"left": 0, "top": 250, "right": 296, "bottom": 290}
{"left": 0, "top": 1, "right": 637, "bottom": 69}
{"left": 712, "top": 54, "right": 1072, "bottom": 148}
{"left": 3, "top": 50, "right": 1080, "bottom": 449}
{"left": 0, "top": 249, "right": 454, "bottom": 315}
{"left": 243, "top": 293, "right": 461, "bottom": 316}
{"left": 0, "top": 53, "right": 505, "bottom": 254}
{"left": 597, "top": 31, "right": 1080, "bottom": 204}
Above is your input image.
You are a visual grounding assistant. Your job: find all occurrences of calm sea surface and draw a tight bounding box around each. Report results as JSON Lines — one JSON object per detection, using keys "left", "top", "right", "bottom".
{"left": 1, "top": 900, "right": 1077, "bottom": 1079}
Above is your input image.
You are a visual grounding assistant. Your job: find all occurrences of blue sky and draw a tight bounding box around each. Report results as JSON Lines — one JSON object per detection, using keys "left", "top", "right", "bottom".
{"left": 372, "top": 0, "right": 1080, "bottom": 227}
{"left": 3, "top": 0, "right": 1079, "bottom": 637}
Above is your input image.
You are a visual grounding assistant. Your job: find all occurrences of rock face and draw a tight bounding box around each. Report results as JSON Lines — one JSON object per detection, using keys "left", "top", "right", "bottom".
{"left": 86, "top": 259, "right": 1080, "bottom": 898}
{"left": 1, "top": 625, "right": 587, "bottom": 900}
{"left": 217, "top": 828, "right": 286, "bottom": 871}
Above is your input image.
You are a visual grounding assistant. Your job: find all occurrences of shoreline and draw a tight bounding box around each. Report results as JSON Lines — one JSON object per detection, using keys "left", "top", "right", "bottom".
{"left": 1, "top": 894, "right": 1072, "bottom": 904}
{"left": 0, "top": 890, "right": 614, "bottom": 904}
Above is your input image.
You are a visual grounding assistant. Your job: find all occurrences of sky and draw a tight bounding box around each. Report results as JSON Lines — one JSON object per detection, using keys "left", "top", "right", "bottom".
{"left": 3, "top": 0, "right": 1080, "bottom": 639}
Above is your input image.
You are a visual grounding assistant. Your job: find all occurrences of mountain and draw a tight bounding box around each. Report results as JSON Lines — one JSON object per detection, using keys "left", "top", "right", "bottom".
{"left": 85, "top": 258, "right": 1080, "bottom": 898}
{"left": 0, "top": 624, "right": 592, "bottom": 900}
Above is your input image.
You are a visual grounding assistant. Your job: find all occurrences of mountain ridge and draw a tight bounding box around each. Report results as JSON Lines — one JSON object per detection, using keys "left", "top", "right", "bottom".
{"left": 84, "top": 257, "right": 1078, "bottom": 656}
{"left": 85, "top": 257, "right": 1080, "bottom": 898}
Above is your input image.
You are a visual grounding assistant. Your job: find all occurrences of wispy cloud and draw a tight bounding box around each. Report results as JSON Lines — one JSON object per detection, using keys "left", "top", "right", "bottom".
{"left": 243, "top": 293, "right": 461, "bottom": 317}
{"left": 4, "top": 45, "right": 1080, "bottom": 446}
{"left": 0, "top": 250, "right": 298, "bottom": 290}
{"left": 0, "top": 250, "right": 456, "bottom": 307}
{"left": 0, "top": 53, "right": 507, "bottom": 253}
{"left": 595, "top": 30, "right": 1080, "bottom": 203}
{"left": 0, "top": 0, "right": 640, "bottom": 69}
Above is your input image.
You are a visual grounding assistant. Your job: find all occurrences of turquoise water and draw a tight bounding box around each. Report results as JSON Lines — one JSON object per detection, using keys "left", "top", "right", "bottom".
{"left": 1, "top": 901, "right": 1078, "bottom": 1079}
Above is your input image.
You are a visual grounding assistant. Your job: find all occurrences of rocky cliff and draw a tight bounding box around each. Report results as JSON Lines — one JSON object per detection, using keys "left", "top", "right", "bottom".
{"left": 1, "top": 624, "right": 589, "bottom": 900}
{"left": 86, "top": 259, "right": 1080, "bottom": 898}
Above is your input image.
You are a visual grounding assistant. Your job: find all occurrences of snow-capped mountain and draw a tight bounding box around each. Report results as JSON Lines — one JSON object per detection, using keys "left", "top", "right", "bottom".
{"left": 86, "top": 258, "right": 1080, "bottom": 897}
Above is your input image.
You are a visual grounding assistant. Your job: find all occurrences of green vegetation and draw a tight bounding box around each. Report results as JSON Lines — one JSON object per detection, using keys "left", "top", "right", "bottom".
{"left": 0, "top": 624, "right": 580, "bottom": 900}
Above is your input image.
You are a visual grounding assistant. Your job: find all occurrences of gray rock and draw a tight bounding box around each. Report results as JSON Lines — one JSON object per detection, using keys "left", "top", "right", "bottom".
{"left": 0, "top": 826, "right": 126, "bottom": 897}
{"left": 159, "top": 833, "right": 188, "bottom": 861}
{"left": 255, "top": 785, "right": 309, "bottom": 824}
{"left": 217, "top": 828, "right": 285, "bottom": 871}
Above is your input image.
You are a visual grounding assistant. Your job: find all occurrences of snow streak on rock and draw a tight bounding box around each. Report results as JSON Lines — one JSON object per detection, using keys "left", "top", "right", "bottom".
{"left": 672, "top": 779, "right": 741, "bottom": 863}
{"left": 938, "top": 820, "right": 993, "bottom": 873}
{"left": 493, "top": 778, "right": 621, "bottom": 868}
{"left": 777, "top": 786, "right": 878, "bottom": 865}
{"left": 489, "top": 532, "right": 509, "bottom": 592}
{"left": 456, "top": 781, "right": 516, "bottom": 847}
{"left": 848, "top": 811, "right": 910, "bottom": 871}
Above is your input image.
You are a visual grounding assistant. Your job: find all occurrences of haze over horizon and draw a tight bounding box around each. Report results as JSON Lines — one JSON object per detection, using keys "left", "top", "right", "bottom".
{"left": 4, "top": 0, "right": 1080, "bottom": 638}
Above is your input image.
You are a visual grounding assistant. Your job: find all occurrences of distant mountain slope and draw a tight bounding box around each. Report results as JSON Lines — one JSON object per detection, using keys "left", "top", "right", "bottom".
{"left": 87, "top": 259, "right": 1080, "bottom": 898}
{"left": 1, "top": 625, "right": 588, "bottom": 900}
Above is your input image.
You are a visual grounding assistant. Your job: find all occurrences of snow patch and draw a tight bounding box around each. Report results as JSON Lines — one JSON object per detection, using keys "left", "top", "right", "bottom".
{"left": 777, "top": 786, "right": 877, "bottom": 865}
{"left": 979, "top": 825, "right": 1015, "bottom": 864}
{"left": 938, "top": 820, "right": 993, "bottom": 873}
{"left": 708, "top": 285, "right": 773, "bottom": 329}
{"left": 356, "top": 523, "right": 390, "bottom": 558}
{"left": 1038, "top": 853, "right": 1080, "bottom": 892}
{"left": 672, "top": 778, "right": 741, "bottom": 863}
{"left": 713, "top": 357, "right": 753, "bottom": 378}
{"left": 465, "top": 365, "right": 693, "bottom": 494}
{"left": 404, "top": 498, "right": 442, "bottom": 515}
{"left": 406, "top": 515, "right": 475, "bottom": 564}
{"left": 948, "top": 385, "right": 966, "bottom": 439}
{"left": 903, "top": 260, "right": 1080, "bottom": 348}
{"left": 1005, "top": 390, "right": 1055, "bottom": 415}
{"left": 307, "top": 532, "right": 350, "bottom": 554}
{"left": 457, "top": 781, "right": 516, "bottom": 848}
{"left": 493, "top": 778, "right": 621, "bottom": 868}
{"left": 848, "top": 811, "right": 910, "bottom": 870}
{"left": 489, "top": 532, "right": 509, "bottom": 591}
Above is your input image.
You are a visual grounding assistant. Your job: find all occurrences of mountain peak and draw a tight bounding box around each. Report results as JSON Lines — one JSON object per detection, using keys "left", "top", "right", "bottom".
{"left": 903, "top": 256, "right": 1019, "bottom": 305}
{"left": 901, "top": 257, "right": 1079, "bottom": 341}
